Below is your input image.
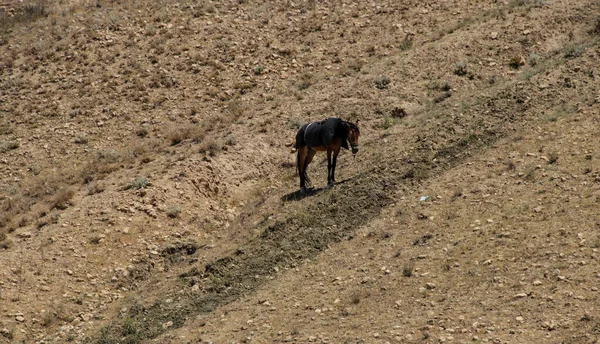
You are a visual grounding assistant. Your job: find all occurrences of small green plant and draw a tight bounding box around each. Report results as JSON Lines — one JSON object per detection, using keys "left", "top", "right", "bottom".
{"left": 527, "top": 52, "right": 541, "bottom": 66}
{"left": 454, "top": 61, "right": 468, "bottom": 76}
{"left": 254, "top": 65, "right": 264, "bottom": 75}
{"left": 121, "top": 317, "right": 139, "bottom": 336}
{"left": 522, "top": 68, "right": 537, "bottom": 80}
{"left": 564, "top": 45, "right": 583, "bottom": 59}
{"left": 399, "top": 33, "right": 413, "bottom": 51}
{"left": 130, "top": 177, "right": 150, "bottom": 190}
{"left": 375, "top": 75, "right": 390, "bottom": 89}
{"left": 403, "top": 262, "right": 414, "bottom": 277}
{"left": 382, "top": 116, "right": 393, "bottom": 129}
{"left": 206, "top": 274, "right": 230, "bottom": 293}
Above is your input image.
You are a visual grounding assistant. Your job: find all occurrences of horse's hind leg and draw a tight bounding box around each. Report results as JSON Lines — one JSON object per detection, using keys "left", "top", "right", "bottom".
{"left": 297, "top": 146, "right": 308, "bottom": 194}
{"left": 303, "top": 149, "right": 317, "bottom": 188}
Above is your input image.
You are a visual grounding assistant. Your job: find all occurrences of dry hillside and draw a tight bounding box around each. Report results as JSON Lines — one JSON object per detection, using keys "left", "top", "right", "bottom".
{"left": 1, "top": 0, "right": 600, "bottom": 343}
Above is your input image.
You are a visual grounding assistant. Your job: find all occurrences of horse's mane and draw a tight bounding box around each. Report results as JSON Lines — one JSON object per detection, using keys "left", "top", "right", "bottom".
{"left": 347, "top": 121, "right": 360, "bottom": 134}
{"left": 338, "top": 119, "right": 359, "bottom": 135}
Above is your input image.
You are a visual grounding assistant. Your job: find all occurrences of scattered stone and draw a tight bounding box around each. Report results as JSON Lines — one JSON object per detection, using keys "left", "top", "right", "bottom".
{"left": 542, "top": 320, "right": 558, "bottom": 331}
{"left": 533, "top": 280, "right": 543, "bottom": 286}
{"left": 516, "top": 316, "right": 524, "bottom": 323}
{"left": 490, "top": 32, "right": 498, "bottom": 39}
{"left": 18, "top": 232, "right": 32, "bottom": 239}
{"left": 0, "top": 328, "right": 11, "bottom": 338}
{"left": 514, "top": 293, "right": 527, "bottom": 298}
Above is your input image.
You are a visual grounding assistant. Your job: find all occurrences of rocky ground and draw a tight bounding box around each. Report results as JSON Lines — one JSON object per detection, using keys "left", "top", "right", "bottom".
{"left": 0, "top": 0, "right": 599, "bottom": 343}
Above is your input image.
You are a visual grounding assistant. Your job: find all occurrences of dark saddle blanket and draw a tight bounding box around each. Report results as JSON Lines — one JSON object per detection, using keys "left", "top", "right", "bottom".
{"left": 296, "top": 118, "right": 349, "bottom": 150}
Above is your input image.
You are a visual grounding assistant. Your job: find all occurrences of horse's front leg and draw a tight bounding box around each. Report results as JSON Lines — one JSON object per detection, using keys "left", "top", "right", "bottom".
{"left": 331, "top": 147, "right": 340, "bottom": 185}
{"left": 297, "top": 147, "right": 308, "bottom": 194}
{"left": 327, "top": 149, "right": 333, "bottom": 186}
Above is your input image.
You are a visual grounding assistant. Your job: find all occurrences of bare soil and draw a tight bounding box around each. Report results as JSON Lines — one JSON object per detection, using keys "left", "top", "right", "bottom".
{"left": 1, "top": 0, "right": 600, "bottom": 343}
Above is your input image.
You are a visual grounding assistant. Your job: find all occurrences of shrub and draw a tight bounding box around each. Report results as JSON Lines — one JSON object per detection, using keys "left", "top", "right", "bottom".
{"left": 298, "top": 73, "right": 314, "bottom": 90}
{"left": 136, "top": 128, "right": 148, "bottom": 138}
{"left": 375, "top": 75, "right": 390, "bottom": 89}
{"left": 564, "top": 45, "right": 583, "bottom": 59}
{"left": 0, "top": 141, "right": 19, "bottom": 152}
{"left": 254, "top": 65, "right": 264, "bottom": 75}
{"left": 399, "top": 33, "right": 413, "bottom": 51}
{"left": 224, "top": 134, "right": 237, "bottom": 146}
{"left": 51, "top": 188, "right": 74, "bottom": 210}
{"left": 509, "top": 56, "right": 524, "bottom": 69}
{"left": 527, "top": 53, "right": 541, "bottom": 66}
{"left": 454, "top": 61, "right": 468, "bottom": 76}
{"left": 165, "top": 204, "right": 181, "bottom": 218}
{"left": 129, "top": 177, "right": 150, "bottom": 190}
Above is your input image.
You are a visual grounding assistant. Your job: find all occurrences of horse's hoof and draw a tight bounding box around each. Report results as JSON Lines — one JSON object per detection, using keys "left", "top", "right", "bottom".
{"left": 300, "top": 187, "right": 306, "bottom": 195}
{"left": 327, "top": 182, "right": 334, "bottom": 188}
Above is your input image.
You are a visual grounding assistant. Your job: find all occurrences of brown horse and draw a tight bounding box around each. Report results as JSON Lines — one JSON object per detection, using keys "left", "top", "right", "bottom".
{"left": 294, "top": 118, "right": 360, "bottom": 195}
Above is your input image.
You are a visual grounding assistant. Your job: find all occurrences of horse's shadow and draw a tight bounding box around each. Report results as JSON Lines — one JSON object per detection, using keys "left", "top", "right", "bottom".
{"left": 281, "top": 178, "right": 352, "bottom": 202}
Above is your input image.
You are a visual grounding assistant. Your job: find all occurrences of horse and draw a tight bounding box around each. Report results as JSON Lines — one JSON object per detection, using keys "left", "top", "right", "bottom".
{"left": 293, "top": 118, "right": 360, "bottom": 195}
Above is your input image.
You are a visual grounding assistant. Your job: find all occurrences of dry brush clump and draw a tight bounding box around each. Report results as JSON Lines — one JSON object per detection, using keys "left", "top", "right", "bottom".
{"left": 0, "top": 228, "right": 13, "bottom": 249}
{"left": 166, "top": 124, "right": 206, "bottom": 146}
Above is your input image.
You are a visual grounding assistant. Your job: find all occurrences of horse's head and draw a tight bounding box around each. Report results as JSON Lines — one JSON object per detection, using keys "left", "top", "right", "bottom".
{"left": 346, "top": 120, "right": 360, "bottom": 154}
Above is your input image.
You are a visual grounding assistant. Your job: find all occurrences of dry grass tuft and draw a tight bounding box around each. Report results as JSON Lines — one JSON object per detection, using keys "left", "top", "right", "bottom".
{"left": 50, "top": 188, "right": 74, "bottom": 210}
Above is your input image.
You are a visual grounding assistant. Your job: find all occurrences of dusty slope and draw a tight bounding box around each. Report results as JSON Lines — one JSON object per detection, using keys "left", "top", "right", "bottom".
{"left": 0, "top": 0, "right": 599, "bottom": 343}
